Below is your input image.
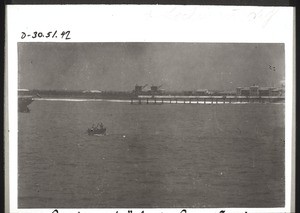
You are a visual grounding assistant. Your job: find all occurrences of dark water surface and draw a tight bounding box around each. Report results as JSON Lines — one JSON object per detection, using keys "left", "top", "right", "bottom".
{"left": 18, "top": 101, "right": 285, "bottom": 208}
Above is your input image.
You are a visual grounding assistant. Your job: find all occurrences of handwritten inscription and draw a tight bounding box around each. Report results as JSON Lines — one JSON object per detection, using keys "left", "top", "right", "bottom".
{"left": 52, "top": 209, "right": 187, "bottom": 213}
{"left": 21, "top": 30, "right": 71, "bottom": 40}
{"left": 52, "top": 209, "right": 248, "bottom": 213}
{"left": 248, "top": 9, "right": 278, "bottom": 27}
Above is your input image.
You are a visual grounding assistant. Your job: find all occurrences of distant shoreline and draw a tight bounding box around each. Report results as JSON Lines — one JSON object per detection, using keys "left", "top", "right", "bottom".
{"left": 33, "top": 98, "right": 132, "bottom": 103}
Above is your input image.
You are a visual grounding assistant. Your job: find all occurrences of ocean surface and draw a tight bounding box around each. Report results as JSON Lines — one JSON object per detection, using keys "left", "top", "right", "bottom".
{"left": 18, "top": 101, "right": 285, "bottom": 208}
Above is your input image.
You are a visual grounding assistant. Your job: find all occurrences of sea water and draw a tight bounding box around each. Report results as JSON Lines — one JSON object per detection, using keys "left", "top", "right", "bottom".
{"left": 18, "top": 101, "right": 285, "bottom": 208}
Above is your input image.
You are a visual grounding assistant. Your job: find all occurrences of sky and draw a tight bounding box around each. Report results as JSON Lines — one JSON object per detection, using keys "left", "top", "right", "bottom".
{"left": 18, "top": 42, "right": 285, "bottom": 91}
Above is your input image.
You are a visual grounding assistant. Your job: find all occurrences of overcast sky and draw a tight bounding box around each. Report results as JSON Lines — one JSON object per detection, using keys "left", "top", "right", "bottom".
{"left": 18, "top": 43, "right": 285, "bottom": 91}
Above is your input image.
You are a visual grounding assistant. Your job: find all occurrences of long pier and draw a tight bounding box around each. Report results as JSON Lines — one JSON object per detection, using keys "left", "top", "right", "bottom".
{"left": 130, "top": 95, "right": 285, "bottom": 105}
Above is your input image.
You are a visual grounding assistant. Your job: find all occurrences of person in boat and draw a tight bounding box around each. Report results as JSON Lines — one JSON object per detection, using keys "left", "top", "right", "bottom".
{"left": 96, "top": 122, "right": 104, "bottom": 129}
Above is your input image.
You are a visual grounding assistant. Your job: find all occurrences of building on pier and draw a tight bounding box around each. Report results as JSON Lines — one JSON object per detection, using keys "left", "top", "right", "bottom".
{"left": 258, "top": 87, "right": 272, "bottom": 96}
{"left": 195, "top": 89, "right": 209, "bottom": 96}
{"left": 250, "top": 85, "right": 259, "bottom": 96}
{"left": 150, "top": 85, "right": 163, "bottom": 95}
{"left": 133, "top": 84, "right": 148, "bottom": 95}
{"left": 237, "top": 85, "right": 284, "bottom": 96}
{"left": 240, "top": 88, "right": 250, "bottom": 96}
{"left": 270, "top": 88, "right": 284, "bottom": 96}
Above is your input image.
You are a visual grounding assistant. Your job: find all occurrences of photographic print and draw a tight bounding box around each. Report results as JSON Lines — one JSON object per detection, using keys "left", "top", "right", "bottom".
{"left": 6, "top": 5, "right": 294, "bottom": 213}
{"left": 18, "top": 42, "right": 285, "bottom": 208}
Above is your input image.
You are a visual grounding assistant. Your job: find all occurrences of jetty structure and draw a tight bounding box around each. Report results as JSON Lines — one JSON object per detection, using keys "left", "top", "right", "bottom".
{"left": 130, "top": 84, "right": 285, "bottom": 105}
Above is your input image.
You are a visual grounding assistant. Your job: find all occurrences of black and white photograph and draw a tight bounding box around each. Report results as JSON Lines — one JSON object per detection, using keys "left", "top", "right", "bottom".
{"left": 17, "top": 42, "right": 285, "bottom": 208}
{"left": 6, "top": 5, "right": 294, "bottom": 213}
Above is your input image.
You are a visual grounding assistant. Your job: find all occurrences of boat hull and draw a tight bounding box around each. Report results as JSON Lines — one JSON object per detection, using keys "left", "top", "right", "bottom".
{"left": 19, "top": 96, "right": 34, "bottom": 113}
{"left": 87, "top": 128, "right": 106, "bottom": 136}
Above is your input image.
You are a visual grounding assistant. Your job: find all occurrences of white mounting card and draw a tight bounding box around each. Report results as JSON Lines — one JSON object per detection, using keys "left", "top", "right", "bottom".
{"left": 6, "top": 5, "right": 295, "bottom": 213}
